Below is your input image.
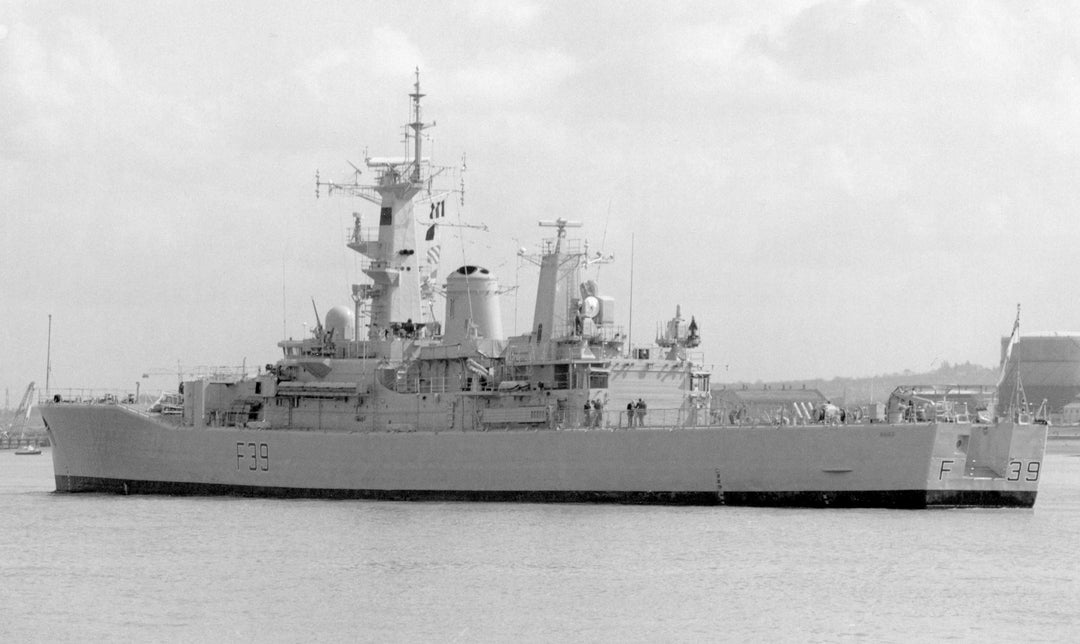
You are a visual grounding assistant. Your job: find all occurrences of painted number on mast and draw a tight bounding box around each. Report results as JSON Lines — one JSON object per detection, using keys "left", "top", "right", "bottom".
{"left": 236, "top": 442, "right": 269, "bottom": 472}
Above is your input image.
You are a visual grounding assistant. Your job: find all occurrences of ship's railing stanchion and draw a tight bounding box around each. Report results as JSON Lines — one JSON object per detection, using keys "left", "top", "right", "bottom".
{"left": 40, "top": 388, "right": 135, "bottom": 405}
{"left": 610, "top": 407, "right": 719, "bottom": 430}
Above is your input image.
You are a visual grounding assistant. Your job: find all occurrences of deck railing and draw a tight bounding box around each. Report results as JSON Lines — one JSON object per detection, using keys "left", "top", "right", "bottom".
{"left": 36, "top": 392, "right": 973, "bottom": 433}
{"left": 39, "top": 389, "right": 135, "bottom": 405}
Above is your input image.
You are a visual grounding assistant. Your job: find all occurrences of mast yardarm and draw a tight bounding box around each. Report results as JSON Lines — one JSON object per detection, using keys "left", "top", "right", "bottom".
{"left": 408, "top": 67, "right": 428, "bottom": 184}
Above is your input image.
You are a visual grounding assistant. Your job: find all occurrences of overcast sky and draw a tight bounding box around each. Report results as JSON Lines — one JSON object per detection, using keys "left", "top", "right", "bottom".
{"left": 3, "top": 1, "right": 1079, "bottom": 402}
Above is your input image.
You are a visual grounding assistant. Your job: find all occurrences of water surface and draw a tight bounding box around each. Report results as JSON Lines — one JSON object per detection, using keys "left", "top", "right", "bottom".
{"left": 3, "top": 443, "right": 1079, "bottom": 642}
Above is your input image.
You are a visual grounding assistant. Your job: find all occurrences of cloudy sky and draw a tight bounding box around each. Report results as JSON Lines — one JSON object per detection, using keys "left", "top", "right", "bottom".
{"left": 2, "top": 1, "right": 1079, "bottom": 401}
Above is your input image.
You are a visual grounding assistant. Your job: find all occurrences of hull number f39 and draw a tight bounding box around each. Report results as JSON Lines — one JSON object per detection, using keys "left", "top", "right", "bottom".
{"left": 938, "top": 459, "right": 1040, "bottom": 481}
{"left": 1007, "top": 460, "right": 1040, "bottom": 482}
{"left": 236, "top": 442, "right": 269, "bottom": 472}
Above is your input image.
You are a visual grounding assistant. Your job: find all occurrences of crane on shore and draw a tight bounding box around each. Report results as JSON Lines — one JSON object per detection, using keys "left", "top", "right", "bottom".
{"left": 3, "top": 382, "right": 36, "bottom": 438}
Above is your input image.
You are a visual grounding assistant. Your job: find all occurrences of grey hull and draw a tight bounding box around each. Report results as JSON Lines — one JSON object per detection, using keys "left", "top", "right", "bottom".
{"left": 42, "top": 403, "right": 1046, "bottom": 508}
{"left": 53, "top": 474, "right": 1037, "bottom": 508}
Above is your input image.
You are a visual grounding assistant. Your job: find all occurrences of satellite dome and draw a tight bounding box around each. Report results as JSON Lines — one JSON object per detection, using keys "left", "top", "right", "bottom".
{"left": 325, "top": 306, "right": 355, "bottom": 341}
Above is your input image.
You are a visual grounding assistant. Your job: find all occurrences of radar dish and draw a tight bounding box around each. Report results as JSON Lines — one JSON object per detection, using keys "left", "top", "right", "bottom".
{"left": 581, "top": 296, "right": 600, "bottom": 319}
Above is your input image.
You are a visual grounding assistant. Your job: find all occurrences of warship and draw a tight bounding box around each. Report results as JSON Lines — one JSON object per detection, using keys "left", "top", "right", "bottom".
{"left": 40, "top": 73, "right": 1046, "bottom": 507}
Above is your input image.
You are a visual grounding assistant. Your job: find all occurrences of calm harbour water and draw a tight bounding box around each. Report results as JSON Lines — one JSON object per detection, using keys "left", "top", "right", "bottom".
{"left": 2, "top": 444, "right": 1080, "bottom": 643}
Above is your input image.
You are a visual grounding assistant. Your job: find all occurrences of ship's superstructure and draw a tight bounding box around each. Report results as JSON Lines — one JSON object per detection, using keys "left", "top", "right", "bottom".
{"left": 39, "top": 73, "right": 1046, "bottom": 507}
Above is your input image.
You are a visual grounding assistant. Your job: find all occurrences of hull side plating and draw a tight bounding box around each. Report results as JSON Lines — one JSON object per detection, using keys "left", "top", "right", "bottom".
{"left": 43, "top": 404, "right": 1044, "bottom": 508}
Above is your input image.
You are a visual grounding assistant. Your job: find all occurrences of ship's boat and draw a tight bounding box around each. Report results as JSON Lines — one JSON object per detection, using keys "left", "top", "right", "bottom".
{"left": 39, "top": 73, "right": 1046, "bottom": 508}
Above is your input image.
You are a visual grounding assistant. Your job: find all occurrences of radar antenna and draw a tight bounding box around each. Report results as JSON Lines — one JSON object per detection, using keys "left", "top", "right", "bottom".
{"left": 538, "top": 218, "right": 582, "bottom": 253}
{"left": 315, "top": 69, "right": 462, "bottom": 206}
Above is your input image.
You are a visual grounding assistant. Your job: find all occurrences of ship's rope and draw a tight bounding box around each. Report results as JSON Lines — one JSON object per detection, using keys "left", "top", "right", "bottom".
{"left": 454, "top": 198, "right": 477, "bottom": 332}
{"left": 596, "top": 196, "right": 612, "bottom": 282}
{"left": 339, "top": 208, "right": 352, "bottom": 300}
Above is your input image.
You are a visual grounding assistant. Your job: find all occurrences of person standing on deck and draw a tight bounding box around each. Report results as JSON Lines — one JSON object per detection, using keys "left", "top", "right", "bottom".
{"left": 635, "top": 398, "right": 647, "bottom": 427}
